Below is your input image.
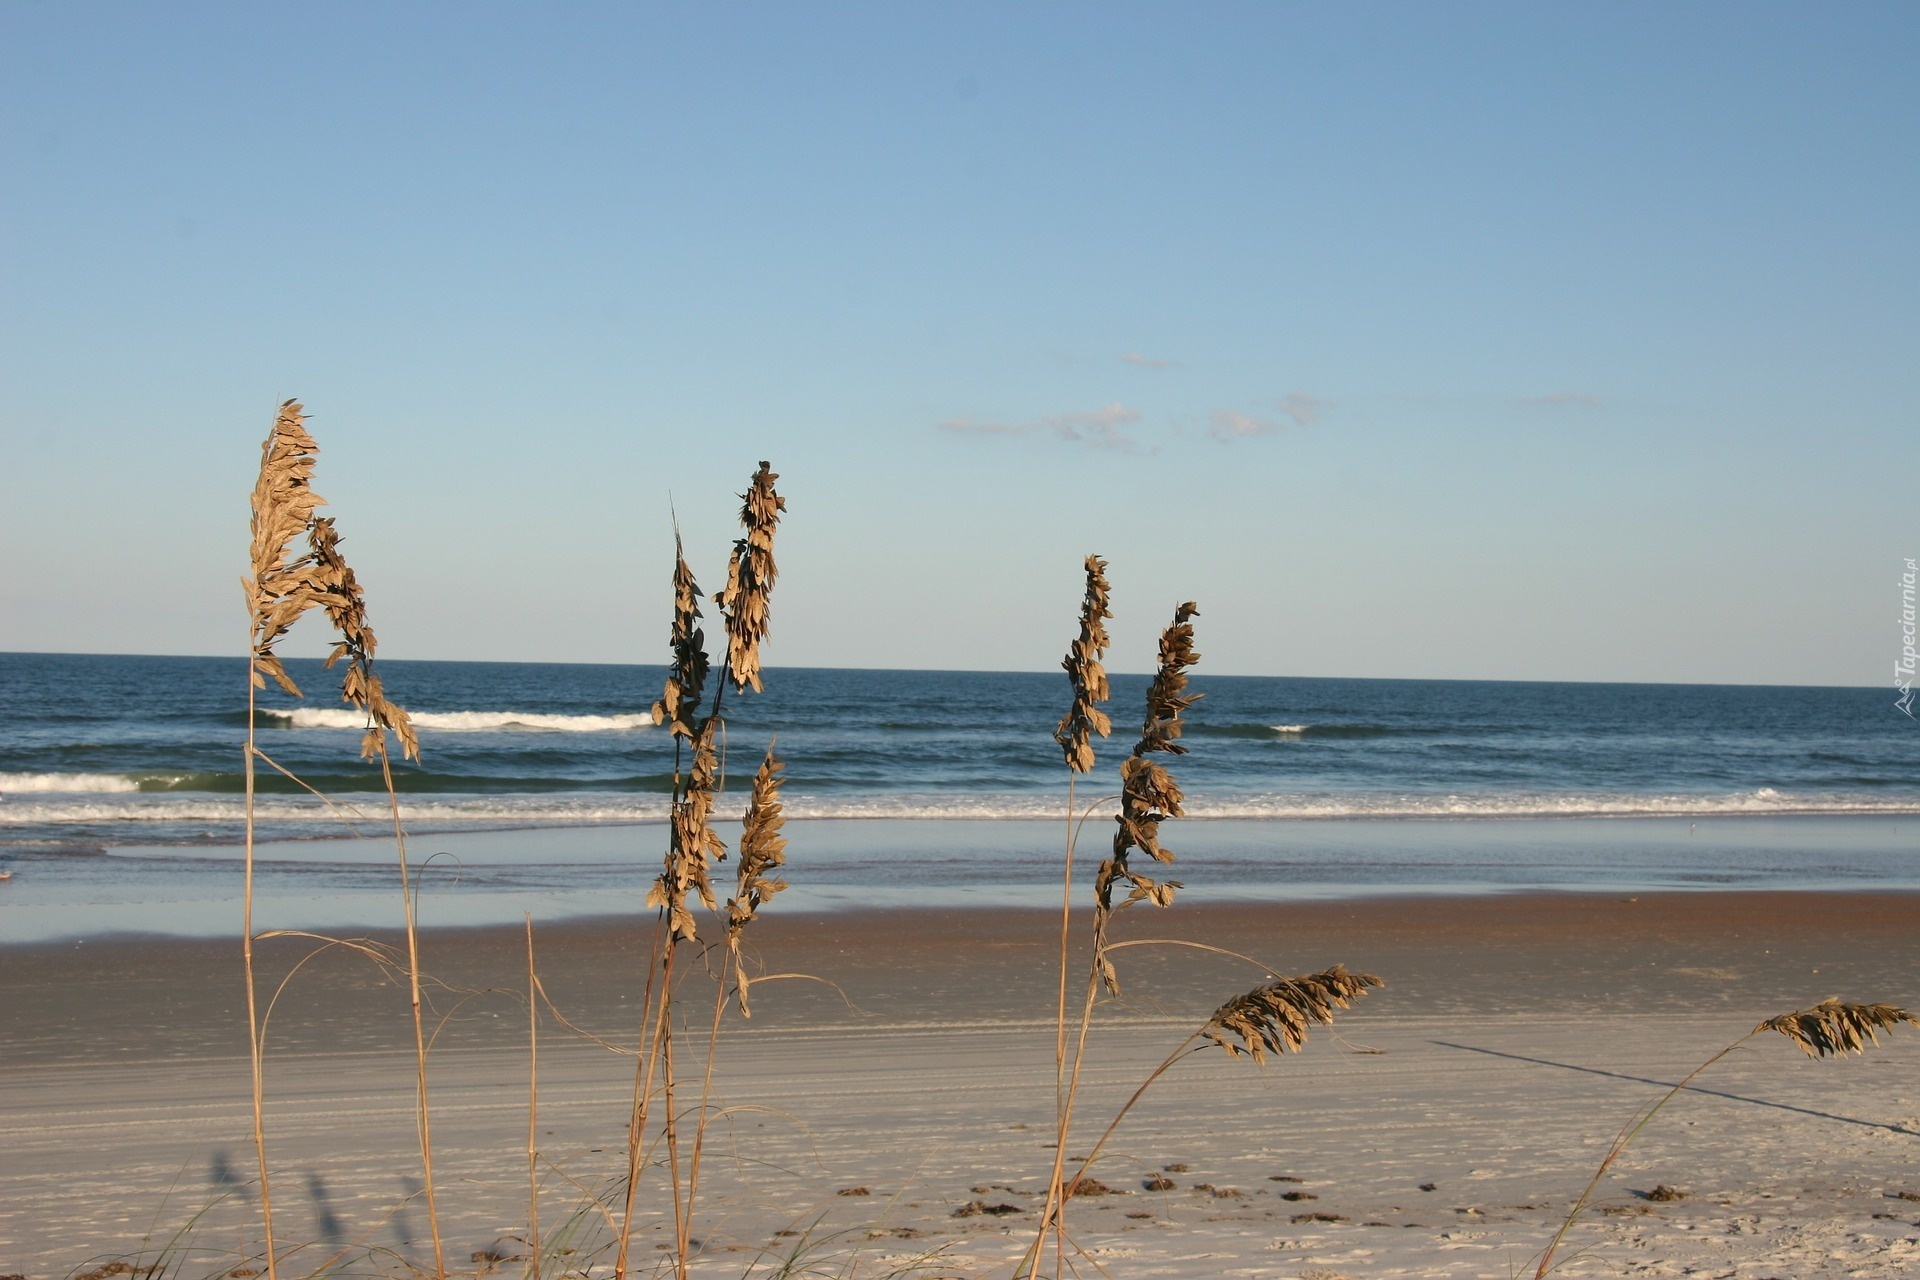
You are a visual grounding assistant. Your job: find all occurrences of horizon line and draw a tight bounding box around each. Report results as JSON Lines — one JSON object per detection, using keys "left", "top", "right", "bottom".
{"left": 0, "top": 649, "right": 1888, "bottom": 694}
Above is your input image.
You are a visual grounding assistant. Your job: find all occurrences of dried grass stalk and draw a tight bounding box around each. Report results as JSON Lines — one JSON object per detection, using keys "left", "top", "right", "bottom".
{"left": 242, "top": 399, "right": 329, "bottom": 1280}
{"left": 1053, "top": 556, "right": 1113, "bottom": 774}
{"left": 299, "top": 492, "right": 437, "bottom": 1275}
{"left": 1203, "top": 966, "right": 1384, "bottom": 1062}
{"left": 1030, "top": 957, "right": 1381, "bottom": 1280}
{"left": 1757, "top": 999, "right": 1919, "bottom": 1057}
{"left": 713, "top": 463, "right": 784, "bottom": 694}
{"left": 726, "top": 747, "right": 788, "bottom": 1016}
{"left": 246, "top": 400, "right": 326, "bottom": 696}
{"left": 242, "top": 400, "right": 436, "bottom": 1280}
{"left": 1535, "top": 993, "right": 1918, "bottom": 1279}
{"left": 650, "top": 537, "right": 709, "bottom": 739}
{"left": 630, "top": 464, "right": 786, "bottom": 1280}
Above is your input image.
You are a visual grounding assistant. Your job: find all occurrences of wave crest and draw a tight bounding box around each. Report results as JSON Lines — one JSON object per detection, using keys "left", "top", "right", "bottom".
{"left": 6, "top": 785, "right": 1918, "bottom": 829}
{"left": 261, "top": 708, "right": 655, "bottom": 733}
{"left": 1190, "top": 723, "right": 1395, "bottom": 740}
{"left": 0, "top": 772, "right": 146, "bottom": 794}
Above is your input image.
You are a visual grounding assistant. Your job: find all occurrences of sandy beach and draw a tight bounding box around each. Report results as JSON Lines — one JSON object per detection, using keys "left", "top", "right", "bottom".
{"left": 5, "top": 891, "right": 1920, "bottom": 1279}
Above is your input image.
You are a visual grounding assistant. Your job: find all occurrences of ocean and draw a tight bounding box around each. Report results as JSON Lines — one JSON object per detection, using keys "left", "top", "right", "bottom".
{"left": 2, "top": 652, "right": 1916, "bottom": 940}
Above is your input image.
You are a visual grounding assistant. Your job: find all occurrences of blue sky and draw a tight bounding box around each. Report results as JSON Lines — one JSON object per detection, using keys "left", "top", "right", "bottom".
{"left": 2, "top": 3, "right": 1913, "bottom": 684}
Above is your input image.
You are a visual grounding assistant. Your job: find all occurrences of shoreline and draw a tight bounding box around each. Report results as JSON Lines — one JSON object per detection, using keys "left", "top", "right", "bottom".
{"left": 9, "top": 803, "right": 1920, "bottom": 856}
{"left": 6, "top": 811, "right": 1918, "bottom": 946}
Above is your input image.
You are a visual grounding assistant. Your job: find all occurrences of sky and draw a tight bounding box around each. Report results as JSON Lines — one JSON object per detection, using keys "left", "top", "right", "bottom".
{"left": 1, "top": 3, "right": 1914, "bottom": 685}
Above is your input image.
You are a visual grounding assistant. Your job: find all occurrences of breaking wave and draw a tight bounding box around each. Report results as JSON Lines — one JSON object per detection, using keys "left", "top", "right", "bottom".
{"left": 259, "top": 708, "right": 655, "bottom": 733}
{"left": 5, "top": 784, "right": 1917, "bottom": 834}
{"left": 1189, "top": 723, "right": 1401, "bottom": 740}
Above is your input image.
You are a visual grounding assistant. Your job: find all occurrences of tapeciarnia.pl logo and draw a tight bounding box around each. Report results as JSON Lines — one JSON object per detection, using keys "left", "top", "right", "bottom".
{"left": 1899, "top": 558, "right": 1917, "bottom": 719}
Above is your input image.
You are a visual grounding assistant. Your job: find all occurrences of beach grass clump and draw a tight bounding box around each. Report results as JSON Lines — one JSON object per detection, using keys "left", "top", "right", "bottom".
{"left": 1040, "top": 590, "right": 1205, "bottom": 1274}
{"left": 616, "top": 463, "right": 787, "bottom": 1280}
{"left": 1028, "top": 569, "right": 1383, "bottom": 1280}
{"left": 1039, "top": 591, "right": 1210, "bottom": 1278}
{"left": 642, "top": 462, "right": 784, "bottom": 947}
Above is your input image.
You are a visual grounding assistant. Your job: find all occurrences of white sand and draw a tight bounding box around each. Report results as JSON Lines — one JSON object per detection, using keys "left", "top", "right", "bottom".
{"left": 4, "top": 896, "right": 1918, "bottom": 1278}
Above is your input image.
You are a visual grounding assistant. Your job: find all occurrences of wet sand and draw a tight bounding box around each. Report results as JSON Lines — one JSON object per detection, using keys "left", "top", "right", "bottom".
{"left": 5, "top": 892, "right": 1919, "bottom": 1277}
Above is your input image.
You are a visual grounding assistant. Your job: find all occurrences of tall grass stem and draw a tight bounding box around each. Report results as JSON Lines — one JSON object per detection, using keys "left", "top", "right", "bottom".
{"left": 241, "top": 674, "right": 278, "bottom": 1280}
{"left": 525, "top": 914, "right": 541, "bottom": 1280}
{"left": 378, "top": 737, "right": 444, "bottom": 1277}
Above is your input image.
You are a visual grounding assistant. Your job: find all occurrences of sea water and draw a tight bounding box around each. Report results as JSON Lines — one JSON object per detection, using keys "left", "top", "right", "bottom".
{"left": 2, "top": 653, "right": 1916, "bottom": 940}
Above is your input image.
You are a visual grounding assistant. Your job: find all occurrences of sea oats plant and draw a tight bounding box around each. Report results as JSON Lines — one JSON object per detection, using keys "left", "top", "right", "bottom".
{"left": 1043, "top": 558, "right": 1112, "bottom": 1263}
{"left": 243, "top": 401, "right": 326, "bottom": 1280}
{"left": 1533, "top": 997, "right": 1920, "bottom": 1279}
{"left": 679, "top": 744, "right": 791, "bottom": 1267}
{"left": 1066, "top": 966, "right": 1381, "bottom": 1189}
{"left": 614, "top": 463, "right": 787, "bottom": 1280}
{"left": 242, "top": 401, "right": 440, "bottom": 1279}
{"left": 1026, "top": 574, "right": 1385, "bottom": 1280}
{"left": 1093, "top": 599, "right": 1200, "bottom": 988}
{"left": 1023, "top": 962, "right": 1382, "bottom": 1280}
{"left": 1034, "top": 594, "right": 1201, "bottom": 1278}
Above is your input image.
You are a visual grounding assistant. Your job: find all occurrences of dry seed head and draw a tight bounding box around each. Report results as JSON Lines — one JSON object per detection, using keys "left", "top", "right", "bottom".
{"left": 729, "top": 747, "right": 789, "bottom": 938}
{"left": 306, "top": 517, "right": 419, "bottom": 762}
{"left": 1756, "top": 998, "right": 1918, "bottom": 1058}
{"left": 1053, "top": 555, "right": 1113, "bottom": 774}
{"left": 1203, "top": 966, "right": 1383, "bottom": 1063}
{"left": 1096, "top": 601, "right": 1202, "bottom": 960}
{"left": 727, "top": 746, "right": 789, "bottom": 1015}
{"left": 648, "top": 716, "right": 726, "bottom": 941}
{"left": 650, "top": 536, "right": 709, "bottom": 739}
{"left": 713, "top": 462, "right": 784, "bottom": 694}
{"left": 1133, "top": 601, "right": 1201, "bottom": 757}
{"left": 246, "top": 400, "right": 326, "bottom": 696}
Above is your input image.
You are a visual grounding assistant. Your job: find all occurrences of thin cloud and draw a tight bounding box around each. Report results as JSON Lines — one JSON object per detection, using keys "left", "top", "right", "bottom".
{"left": 1209, "top": 409, "right": 1281, "bottom": 441}
{"left": 1274, "top": 392, "right": 1328, "bottom": 426}
{"left": 1521, "top": 391, "right": 1603, "bottom": 408}
{"left": 1121, "top": 352, "right": 1177, "bottom": 370}
{"left": 1209, "top": 392, "right": 1329, "bottom": 442}
{"left": 940, "top": 402, "right": 1144, "bottom": 452}
{"left": 1046, "top": 402, "right": 1141, "bottom": 449}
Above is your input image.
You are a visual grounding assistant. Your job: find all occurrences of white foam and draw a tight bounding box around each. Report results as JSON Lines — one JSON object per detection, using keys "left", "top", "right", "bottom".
{"left": 0, "top": 772, "right": 144, "bottom": 794}
{"left": 0, "top": 793, "right": 670, "bottom": 827}
{"left": 265, "top": 708, "right": 655, "bottom": 733}
{"left": 1168, "top": 788, "right": 1900, "bottom": 820}
{"left": 5, "top": 786, "right": 1916, "bottom": 831}
{"left": 1270, "top": 724, "right": 1310, "bottom": 734}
